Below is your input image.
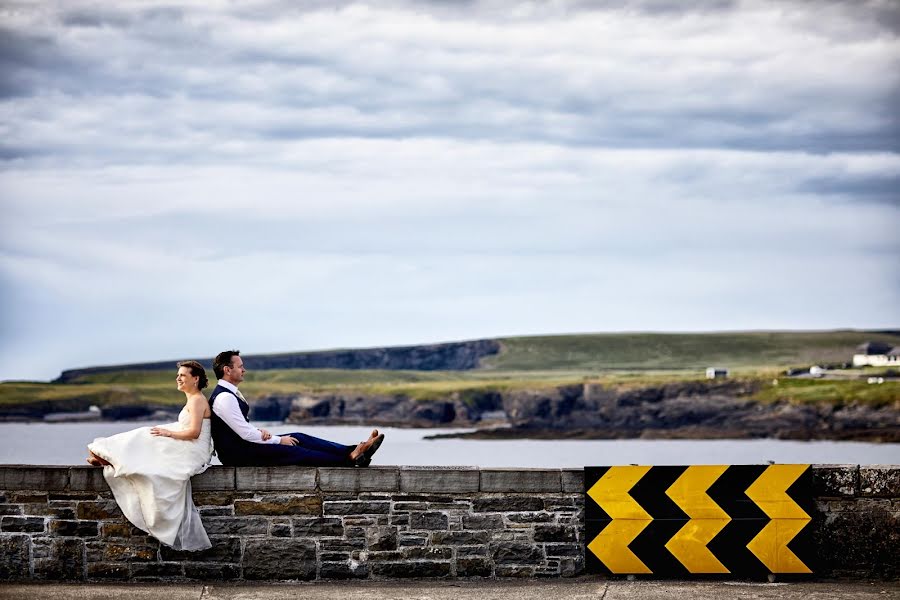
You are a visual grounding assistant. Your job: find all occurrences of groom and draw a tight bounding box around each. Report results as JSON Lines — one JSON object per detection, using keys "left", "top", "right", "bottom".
{"left": 208, "top": 349, "right": 384, "bottom": 467}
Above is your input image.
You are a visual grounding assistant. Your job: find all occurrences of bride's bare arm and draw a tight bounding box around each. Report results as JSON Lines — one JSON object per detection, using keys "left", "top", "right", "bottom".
{"left": 150, "top": 395, "right": 208, "bottom": 440}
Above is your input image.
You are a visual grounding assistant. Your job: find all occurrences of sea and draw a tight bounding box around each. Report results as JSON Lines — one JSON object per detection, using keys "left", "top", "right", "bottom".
{"left": 1, "top": 421, "right": 897, "bottom": 467}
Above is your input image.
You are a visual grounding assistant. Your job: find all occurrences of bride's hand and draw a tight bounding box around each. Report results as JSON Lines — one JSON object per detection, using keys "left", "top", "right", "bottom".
{"left": 150, "top": 427, "right": 172, "bottom": 437}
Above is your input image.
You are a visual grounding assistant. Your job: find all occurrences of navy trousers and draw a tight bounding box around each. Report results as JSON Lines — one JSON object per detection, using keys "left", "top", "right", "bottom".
{"left": 218, "top": 431, "right": 356, "bottom": 467}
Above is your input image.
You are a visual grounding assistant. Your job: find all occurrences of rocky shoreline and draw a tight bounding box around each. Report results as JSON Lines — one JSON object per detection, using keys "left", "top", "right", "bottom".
{"left": 4, "top": 379, "right": 898, "bottom": 442}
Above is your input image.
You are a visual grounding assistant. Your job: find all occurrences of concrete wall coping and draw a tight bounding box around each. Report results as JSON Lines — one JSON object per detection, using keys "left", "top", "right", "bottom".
{"left": 0, "top": 464, "right": 897, "bottom": 497}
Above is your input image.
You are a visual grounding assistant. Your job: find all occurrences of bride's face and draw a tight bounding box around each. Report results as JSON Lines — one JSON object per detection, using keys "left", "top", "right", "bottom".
{"left": 176, "top": 367, "right": 199, "bottom": 392}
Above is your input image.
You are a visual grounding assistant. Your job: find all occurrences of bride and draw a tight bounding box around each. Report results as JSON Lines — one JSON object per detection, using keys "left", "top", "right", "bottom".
{"left": 86, "top": 360, "right": 214, "bottom": 551}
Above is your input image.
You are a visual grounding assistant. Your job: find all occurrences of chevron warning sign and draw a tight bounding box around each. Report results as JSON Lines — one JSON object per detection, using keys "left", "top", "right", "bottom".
{"left": 585, "top": 464, "right": 814, "bottom": 576}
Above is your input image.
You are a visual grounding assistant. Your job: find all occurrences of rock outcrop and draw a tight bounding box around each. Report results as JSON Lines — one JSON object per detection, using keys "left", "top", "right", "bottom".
{"left": 277, "top": 380, "right": 900, "bottom": 442}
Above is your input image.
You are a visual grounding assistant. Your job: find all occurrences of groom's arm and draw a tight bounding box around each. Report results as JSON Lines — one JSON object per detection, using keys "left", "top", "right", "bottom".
{"left": 211, "top": 393, "right": 282, "bottom": 444}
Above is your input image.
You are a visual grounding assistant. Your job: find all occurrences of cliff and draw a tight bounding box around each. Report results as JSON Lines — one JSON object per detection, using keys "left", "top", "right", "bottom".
{"left": 54, "top": 339, "right": 502, "bottom": 383}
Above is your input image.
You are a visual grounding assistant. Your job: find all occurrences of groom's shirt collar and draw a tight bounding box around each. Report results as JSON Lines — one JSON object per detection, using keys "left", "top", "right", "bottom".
{"left": 216, "top": 379, "right": 240, "bottom": 395}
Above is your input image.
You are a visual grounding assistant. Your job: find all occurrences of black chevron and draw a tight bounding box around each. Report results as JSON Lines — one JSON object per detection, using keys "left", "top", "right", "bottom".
{"left": 707, "top": 465, "right": 768, "bottom": 520}
{"left": 786, "top": 519, "right": 817, "bottom": 573}
{"left": 707, "top": 518, "right": 769, "bottom": 577}
{"left": 785, "top": 465, "right": 815, "bottom": 518}
{"left": 628, "top": 518, "right": 689, "bottom": 576}
{"left": 629, "top": 465, "right": 689, "bottom": 520}
{"left": 584, "top": 466, "right": 612, "bottom": 522}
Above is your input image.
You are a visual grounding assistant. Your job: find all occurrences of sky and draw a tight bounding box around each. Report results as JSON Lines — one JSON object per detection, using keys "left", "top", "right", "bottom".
{"left": 1, "top": 0, "right": 899, "bottom": 381}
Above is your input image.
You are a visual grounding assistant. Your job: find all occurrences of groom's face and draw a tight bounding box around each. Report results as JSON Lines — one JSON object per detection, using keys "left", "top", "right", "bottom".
{"left": 225, "top": 356, "right": 245, "bottom": 385}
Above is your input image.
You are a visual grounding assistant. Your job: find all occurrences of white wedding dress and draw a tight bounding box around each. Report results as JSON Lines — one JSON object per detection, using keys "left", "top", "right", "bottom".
{"left": 88, "top": 407, "right": 214, "bottom": 551}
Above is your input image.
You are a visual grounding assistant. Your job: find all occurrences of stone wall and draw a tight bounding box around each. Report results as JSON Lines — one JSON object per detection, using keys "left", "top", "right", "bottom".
{"left": 0, "top": 465, "right": 897, "bottom": 581}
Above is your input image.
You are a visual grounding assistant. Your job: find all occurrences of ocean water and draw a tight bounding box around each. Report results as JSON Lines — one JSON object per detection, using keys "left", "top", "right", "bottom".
{"left": 1, "top": 421, "right": 897, "bottom": 467}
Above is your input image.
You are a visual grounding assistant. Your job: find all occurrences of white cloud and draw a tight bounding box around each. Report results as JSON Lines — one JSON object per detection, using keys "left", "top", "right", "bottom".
{"left": 1, "top": 0, "right": 898, "bottom": 380}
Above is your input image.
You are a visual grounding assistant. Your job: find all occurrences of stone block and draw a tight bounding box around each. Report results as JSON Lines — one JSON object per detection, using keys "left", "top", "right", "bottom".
{"left": 319, "top": 467, "right": 399, "bottom": 492}
{"left": 131, "top": 562, "right": 184, "bottom": 578}
{"left": 270, "top": 522, "right": 291, "bottom": 537}
{"left": 203, "top": 516, "right": 268, "bottom": 536}
{"left": 76, "top": 499, "right": 122, "bottom": 520}
{"left": 199, "top": 507, "right": 232, "bottom": 517}
{"left": 812, "top": 465, "right": 858, "bottom": 498}
{"left": 24, "top": 503, "right": 75, "bottom": 519}
{"left": 490, "top": 541, "right": 544, "bottom": 565}
{"left": 400, "top": 467, "right": 479, "bottom": 493}
{"left": 323, "top": 501, "right": 390, "bottom": 515}
{"left": 319, "top": 561, "right": 368, "bottom": 579}
{"left": 191, "top": 467, "right": 234, "bottom": 491}
{"left": 495, "top": 565, "right": 535, "bottom": 577}
{"left": 160, "top": 536, "right": 242, "bottom": 562}
{"left": 457, "top": 545, "right": 488, "bottom": 557}
{"left": 367, "top": 527, "right": 398, "bottom": 551}
{"left": 401, "top": 547, "right": 452, "bottom": 560}
{"left": 431, "top": 531, "right": 491, "bottom": 545}
{"left": 473, "top": 497, "right": 544, "bottom": 512}
{"left": 235, "top": 466, "right": 316, "bottom": 491}
{"left": 100, "top": 523, "right": 135, "bottom": 538}
{"left": 812, "top": 498, "right": 900, "bottom": 578}
{"left": 544, "top": 543, "right": 582, "bottom": 557}
{"left": 183, "top": 564, "right": 241, "bottom": 580}
{"left": 68, "top": 467, "right": 108, "bottom": 492}
{"left": 50, "top": 520, "right": 99, "bottom": 537}
{"left": 192, "top": 491, "right": 250, "bottom": 506}
{"left": 33, "top": 538, "right": 84, "bottom": 580}
{"left": 505, "top": 511, "right": 554, "bottom": 524}
{"left": 1, "top": 516, "right": 44, "bottom": 533}
{"left": 534, "top": 524, "right": 576, "bottom": 542}
{"left": 243, "top": 539, "right": 316, "bottom": 580}
{"left": 292, "top": 517, "right": 343, "bottom": 537}
{"left": 409, "top": 511, "right": 449, "bottom": 530}
{"left": 88, "top": 541, "right": 158, "bottom": 563}
{"left": 86, "top": 563, "right": 129, "bottom": 580}
{"left": 462, "top": 514, "right": 504, "bottom": 530}
{"left": 0, "top": 505, "right": 22, "bottom": 517}
{"left": 0, "top": 534, "right": 30, "bottom": 580}
{"left": 0, "top": 467, "right": 69, "bottom": 492}
{"left": 320, "top": 538, "right": 365, "bottom": 551}
{"left": 457, "top": 556, "right": 492, "bottom": 577}
{"left": 235, "top": 495, "right": 321, "bottom": 516}
{"left": 398, "top": 533, "right": 428, "bottom": 547}
{"left": 559, "top": 556, "right": 585, "bottom": 577}
{"left": 561, "top": 470, "right": 584, "bottom": 493}
{"left": 370, "top": 561, "right": 451, "bottom": 578}
{"left": 8, "top": 493, "right": 48, "bottom": 503}
{"left": 860, "top": 466, "right": 900, "bottom": 498}
{"left": 480, "top": 469, "right": 561, "bottom": 493}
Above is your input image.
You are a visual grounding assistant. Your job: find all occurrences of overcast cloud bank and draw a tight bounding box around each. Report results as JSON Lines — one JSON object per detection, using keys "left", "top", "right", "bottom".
{"left": 1, "top": 0, "right": 898, "bottom": 380}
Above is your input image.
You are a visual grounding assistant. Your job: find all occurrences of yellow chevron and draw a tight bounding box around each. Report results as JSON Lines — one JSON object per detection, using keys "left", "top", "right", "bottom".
{"left": 665, "top": 465, "right": 730, "bottom": 519}
{"left": 587, "top": 519, "right": 652, "bottom": 574}
{"left": 587, "top": 465, "right": 652, "bottom": 519}
{"left": 747, "top": 519, "right": 812, "bottom": 573}
{"left": 663, "top": 466, "right": 731, "bottom": 573}
{"left": 665, "top": 519, "right": 731, "bottom": 573}
{"left": 745, "top": 464, "right": 811, "bottom": 520}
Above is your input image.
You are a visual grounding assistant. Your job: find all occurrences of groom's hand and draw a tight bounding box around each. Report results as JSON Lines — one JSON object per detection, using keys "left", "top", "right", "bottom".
{"left": 259, "top": 428, "right": 272, "bottom": 441}
{"left": 279, "top": 436, "right": 299, "bottom": 446}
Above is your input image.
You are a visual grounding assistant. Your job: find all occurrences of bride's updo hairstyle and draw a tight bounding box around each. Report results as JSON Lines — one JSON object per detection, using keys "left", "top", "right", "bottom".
{"left": 177, "top": 360, "right": 209, "bottom": 390}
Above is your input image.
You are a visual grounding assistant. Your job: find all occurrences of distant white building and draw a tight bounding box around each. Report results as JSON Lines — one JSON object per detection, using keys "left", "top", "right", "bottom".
{"left": 706, "top": 367, "right": 728, "bottom": 379}
{"left": 852, "top": 341, "right": 899, "bottom": 367}
{"left": 809, "top": 365, "right": 826, "bottom": 377}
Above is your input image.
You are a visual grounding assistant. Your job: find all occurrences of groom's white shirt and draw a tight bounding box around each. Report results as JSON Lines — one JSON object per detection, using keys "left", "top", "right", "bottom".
{"left": 212, "top": 379, "right": 281, "bottom": 445}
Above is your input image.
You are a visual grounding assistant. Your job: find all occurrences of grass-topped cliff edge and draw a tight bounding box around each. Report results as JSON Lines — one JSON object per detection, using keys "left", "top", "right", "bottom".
{"left": 2, "top": 331, "right": 898, "bottom": 422}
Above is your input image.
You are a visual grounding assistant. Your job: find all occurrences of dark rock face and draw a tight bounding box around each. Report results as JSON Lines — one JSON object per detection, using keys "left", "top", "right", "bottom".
{"left": 283, "top": 380, "right": 900, "bottom": 442}
{"left": 55, "top": 339, "right": 502, "bottom": 382}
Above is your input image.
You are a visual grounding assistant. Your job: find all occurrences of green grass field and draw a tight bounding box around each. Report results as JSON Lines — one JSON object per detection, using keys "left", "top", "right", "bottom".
{"left": 2, "top": 331, "right": 898, "bottom": 410}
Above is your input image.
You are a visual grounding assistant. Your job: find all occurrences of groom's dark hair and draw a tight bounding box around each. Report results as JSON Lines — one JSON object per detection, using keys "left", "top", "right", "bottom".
{"left": 213, "top": 349, "right": 240, "bottom": 379}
